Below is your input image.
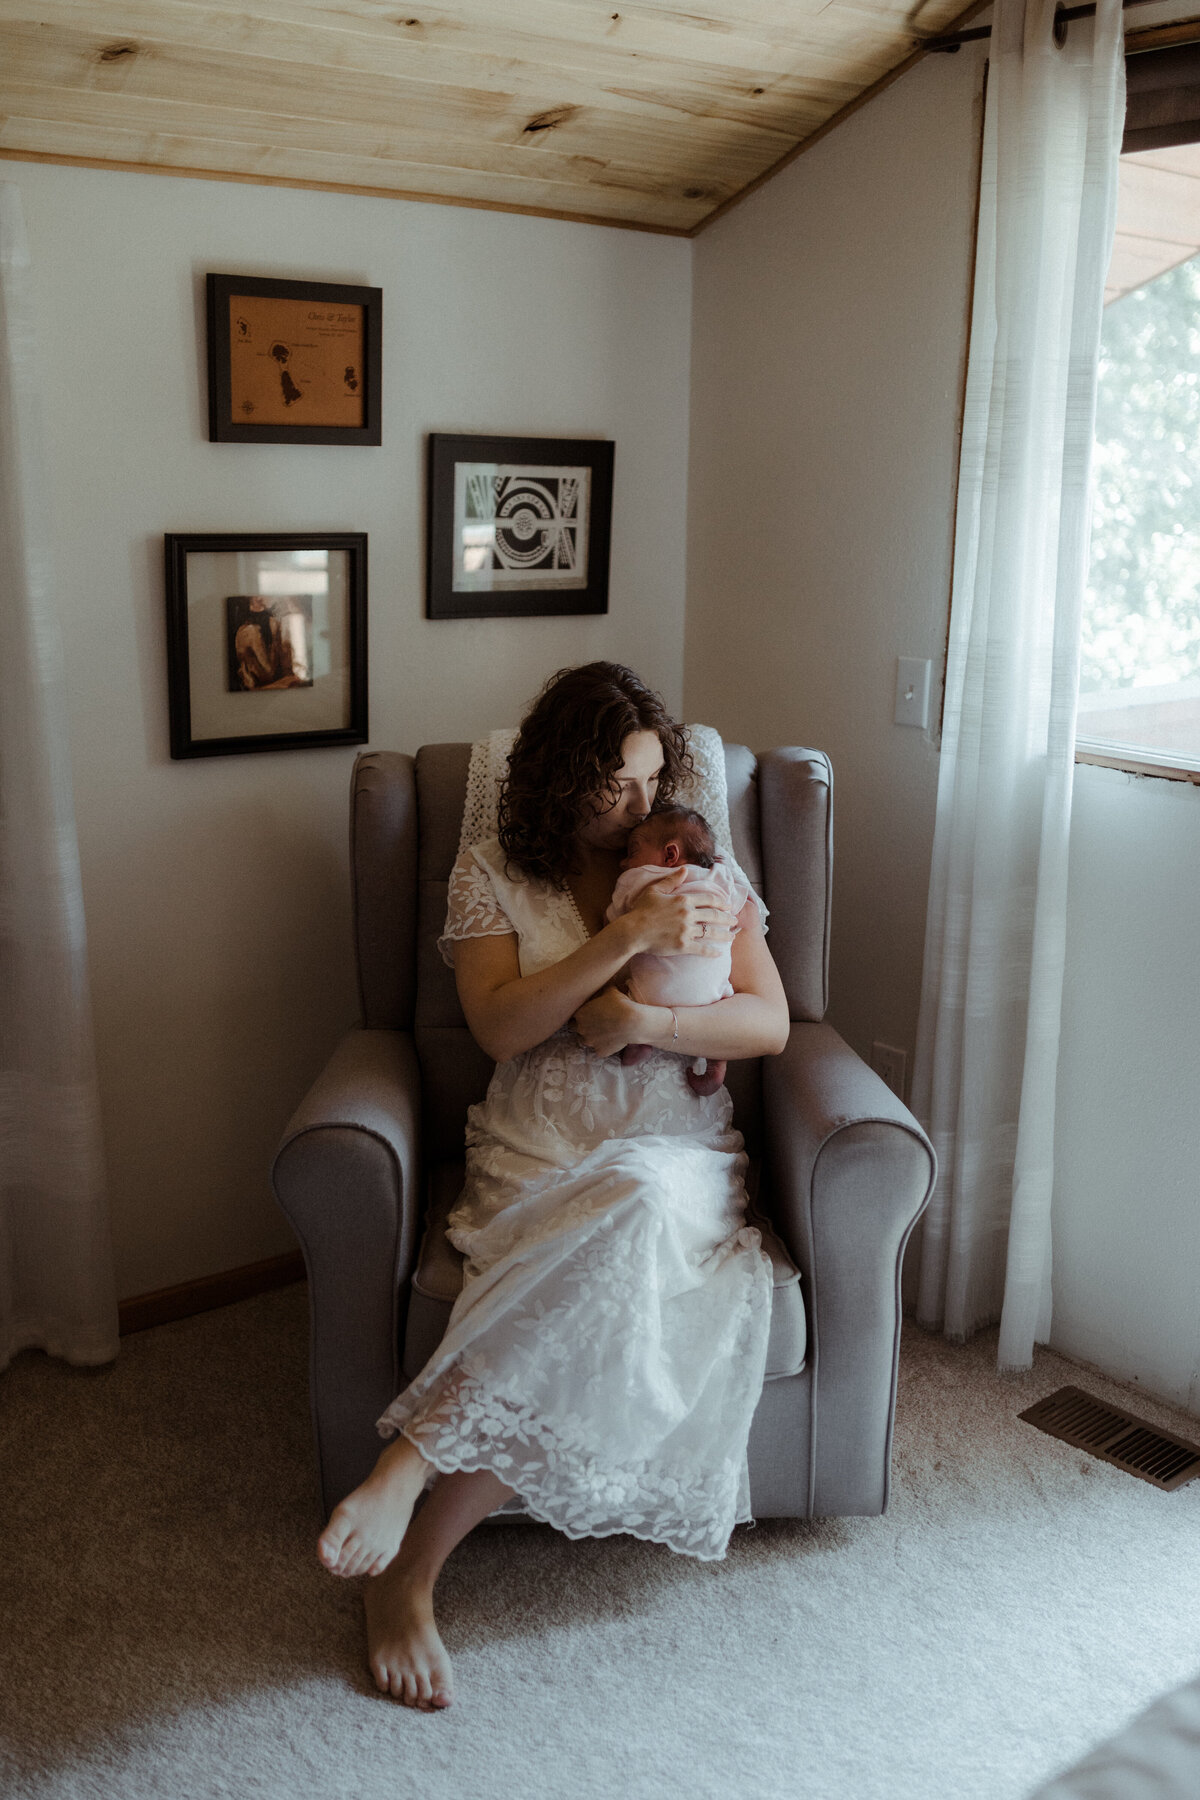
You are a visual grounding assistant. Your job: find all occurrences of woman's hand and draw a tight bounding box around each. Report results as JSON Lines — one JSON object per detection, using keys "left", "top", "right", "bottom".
{"left": 572, "top": 986, "right": 643, "bottom": 1057}
{"left": 623, "top": 875, "right": 739, "bottom": 958}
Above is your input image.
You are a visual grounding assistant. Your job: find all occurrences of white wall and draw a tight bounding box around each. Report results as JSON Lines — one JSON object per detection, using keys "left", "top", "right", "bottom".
{"left": 685, "top": 47, "right": 1200, "bottom": 1412}
{"left": 686, "top": 50, "right": 985, "bottom": 1084}
{"left": 1054, "top": 766, "right": 1200, "bottom": 1413}
{"left": 6, "top": 161, "right": 691, "bottom": 1300}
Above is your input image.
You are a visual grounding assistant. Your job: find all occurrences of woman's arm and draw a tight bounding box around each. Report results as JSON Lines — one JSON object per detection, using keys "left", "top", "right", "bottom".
{"left": 572, "top": 898, "right": 790, "bottom": 1061}
{"left": 454, "top": 922, "right": 638, "bottom": 1063}
{"left": 453, "top": 879, "right": 738, "bottom": 1063}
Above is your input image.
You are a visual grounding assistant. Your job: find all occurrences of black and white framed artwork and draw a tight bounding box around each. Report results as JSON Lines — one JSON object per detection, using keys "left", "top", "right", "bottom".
{"left": 426, "top": 434, "right": 614, "bottom": 619}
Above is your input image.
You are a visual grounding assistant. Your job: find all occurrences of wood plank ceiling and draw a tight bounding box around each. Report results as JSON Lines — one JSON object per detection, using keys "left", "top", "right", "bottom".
{"left": 0, "top": 0, "right": 976, "bottom": 233}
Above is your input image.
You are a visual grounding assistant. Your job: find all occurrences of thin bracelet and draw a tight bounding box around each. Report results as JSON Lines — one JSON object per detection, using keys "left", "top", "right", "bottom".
{"left": 668, "top": 1007, "right": 679, "bottom": 1043}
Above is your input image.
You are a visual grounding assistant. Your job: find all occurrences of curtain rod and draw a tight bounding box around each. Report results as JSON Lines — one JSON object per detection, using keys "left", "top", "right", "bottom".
{"left": 922, "top": 0, "right": 1182, "bottom": 52}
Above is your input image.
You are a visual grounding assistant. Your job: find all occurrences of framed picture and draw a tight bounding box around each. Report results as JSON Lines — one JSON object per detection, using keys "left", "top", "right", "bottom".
{"left": 206, "top": 275, "right": 382, "bottom": 445}
{"left": 164, "top": 532, "right": 368, "bottom": 758}
{"left": 426, "top": 433, "right": 614, "bottom": 619}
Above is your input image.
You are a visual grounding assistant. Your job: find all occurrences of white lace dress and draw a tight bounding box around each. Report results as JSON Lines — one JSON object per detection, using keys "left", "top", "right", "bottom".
{"left": 376, "top": 834, "right": 774, "bottom": 1560}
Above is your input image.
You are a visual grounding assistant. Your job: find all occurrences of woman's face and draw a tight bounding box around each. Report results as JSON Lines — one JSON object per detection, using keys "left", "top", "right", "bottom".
{"left": 576, "top": 729, "right": 664, "bottom": 852}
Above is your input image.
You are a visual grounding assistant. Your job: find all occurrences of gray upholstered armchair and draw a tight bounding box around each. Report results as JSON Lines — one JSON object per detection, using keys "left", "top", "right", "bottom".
{"left": 272, "top": 742, "right": 936, "bottom": 1521}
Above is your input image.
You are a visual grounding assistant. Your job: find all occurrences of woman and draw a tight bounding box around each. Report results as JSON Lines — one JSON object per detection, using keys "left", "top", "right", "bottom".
{"left": 230, "top": 594, "right": 305, "bottom": 691}
{"left": 317, "top": 664, "right": 790, "bottom": 1710}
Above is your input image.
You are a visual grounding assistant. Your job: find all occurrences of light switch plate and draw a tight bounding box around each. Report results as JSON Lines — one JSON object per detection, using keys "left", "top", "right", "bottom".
{"left": 895, "top": 657, "right": 931, "bottom": 728}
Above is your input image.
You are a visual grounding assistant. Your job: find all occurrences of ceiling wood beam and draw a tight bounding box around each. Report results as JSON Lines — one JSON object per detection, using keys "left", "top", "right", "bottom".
{"left": 0, "top": 0, "right": 982, "bottom": 231}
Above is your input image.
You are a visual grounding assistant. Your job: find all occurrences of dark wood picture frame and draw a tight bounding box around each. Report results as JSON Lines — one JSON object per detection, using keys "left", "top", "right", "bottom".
{"left": 164, "top": 531, "right": 368, "bottom": 759}
{"left": 206, "top": 274, "right": 382, "bottom": 445}
{"left": 426, "top": 433, "right": 614, "bottom": 619}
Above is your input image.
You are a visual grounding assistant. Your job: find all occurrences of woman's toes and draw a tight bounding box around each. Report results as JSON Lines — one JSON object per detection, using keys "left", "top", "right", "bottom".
{"left": 319, "top": 1504, "right": 370, "bottom": 1574}
{"left": 317, "top": 1520, "right": 348, "bottom": 1568}
{"left": 430, "top": 1664, "right": 454, "bottom": 1709}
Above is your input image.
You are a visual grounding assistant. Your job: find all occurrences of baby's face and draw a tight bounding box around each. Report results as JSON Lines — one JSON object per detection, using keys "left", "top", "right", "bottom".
{"left": 621, "top": 823, "right": 681, "bottom": 871}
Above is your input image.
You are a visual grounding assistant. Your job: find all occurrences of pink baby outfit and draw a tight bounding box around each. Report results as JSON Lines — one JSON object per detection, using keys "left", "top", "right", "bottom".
{"left": 604, "top": 860, "right": 751, "bottom": 1008}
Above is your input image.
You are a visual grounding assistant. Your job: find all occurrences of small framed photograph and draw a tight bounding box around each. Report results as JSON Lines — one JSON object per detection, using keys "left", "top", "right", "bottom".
{"left": 206, "top": 275, "right": 382, "bottom": 445}
{"left": 426, "top": 433, "right": 614, "bottom": 619}
{"left": 164, "top": 532, "right": 368, "bottom": 758}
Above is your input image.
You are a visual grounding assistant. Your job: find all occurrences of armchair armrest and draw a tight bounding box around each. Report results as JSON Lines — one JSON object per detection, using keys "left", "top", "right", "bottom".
{"left": 763, "top": 1021, "right": 936, "bottom": 1516}
{"left": 271, "top": 1026, "right": 421, "bottom": 1513}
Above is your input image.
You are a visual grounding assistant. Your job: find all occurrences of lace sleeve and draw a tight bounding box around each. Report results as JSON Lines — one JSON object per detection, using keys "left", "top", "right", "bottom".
{"left": 437, "top": 847, "right": 516, "bottom": 968}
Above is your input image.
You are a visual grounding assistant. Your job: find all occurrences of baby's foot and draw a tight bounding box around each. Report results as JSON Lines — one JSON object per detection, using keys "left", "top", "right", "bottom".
{"left": 621, "top": 1043, "right": 654, "bottom": 1065}
{"left": 317, "top": 1437, "right": 430, "bottom": 1579}
{"left": 687, "top": 1058, "right": 727, "bottom": 1097}
{"left": 365, "top": 1561, "right": 454, "bottom": 1710}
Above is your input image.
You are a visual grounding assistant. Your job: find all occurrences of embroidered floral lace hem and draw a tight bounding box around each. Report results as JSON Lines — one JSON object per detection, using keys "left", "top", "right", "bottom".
{"left": 378, "top": 1360, "right": 752, "bottom": 1561}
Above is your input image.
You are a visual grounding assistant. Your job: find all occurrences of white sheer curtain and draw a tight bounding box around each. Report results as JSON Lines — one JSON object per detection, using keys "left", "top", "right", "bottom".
{"left": 0, "top": 184, "right": 118, "bottom": 1369}
{"left": 911, "top": 0, "right": 1125, "bottom": 1370}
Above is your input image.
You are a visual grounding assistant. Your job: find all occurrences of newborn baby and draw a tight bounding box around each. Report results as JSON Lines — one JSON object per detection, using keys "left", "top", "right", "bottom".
{"left": 605, "top": 806, "right": 750, "bottom": 1098}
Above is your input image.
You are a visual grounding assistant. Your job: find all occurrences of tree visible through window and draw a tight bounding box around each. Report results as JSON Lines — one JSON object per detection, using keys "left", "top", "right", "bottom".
{"left": 1079, "top": 140, "right": 1200, "bottom": 768}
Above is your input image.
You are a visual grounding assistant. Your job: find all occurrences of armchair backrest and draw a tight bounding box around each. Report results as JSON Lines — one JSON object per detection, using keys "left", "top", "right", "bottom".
{"left": 348, "top": 742, "right": 832, "bottom": 1161}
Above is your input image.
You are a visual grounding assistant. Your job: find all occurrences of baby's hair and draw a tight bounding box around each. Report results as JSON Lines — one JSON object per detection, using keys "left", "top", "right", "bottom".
{"left": 639, "top": 806, "right": 718, "bottom": 869}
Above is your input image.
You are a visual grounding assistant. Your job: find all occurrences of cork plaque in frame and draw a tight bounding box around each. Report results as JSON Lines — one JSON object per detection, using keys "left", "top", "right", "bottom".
{"left": 206, "top": 275, "right": 382, "bottom": 446}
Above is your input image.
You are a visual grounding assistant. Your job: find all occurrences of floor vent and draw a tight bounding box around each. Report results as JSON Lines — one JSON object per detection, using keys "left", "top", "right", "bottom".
{"left": 1020, "top": 1386, "right": 1200, "bottom": 1491}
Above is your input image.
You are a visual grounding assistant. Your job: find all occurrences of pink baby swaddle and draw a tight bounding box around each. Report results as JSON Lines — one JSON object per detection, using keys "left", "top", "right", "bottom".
{"left": 605, "top": 860, "right": 750, "bottom": 1008}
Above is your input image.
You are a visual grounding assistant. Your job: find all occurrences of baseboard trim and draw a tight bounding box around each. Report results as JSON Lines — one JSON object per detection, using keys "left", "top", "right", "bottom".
{"left": 118, "top": 1251, "right": 306, "bottom": 1336}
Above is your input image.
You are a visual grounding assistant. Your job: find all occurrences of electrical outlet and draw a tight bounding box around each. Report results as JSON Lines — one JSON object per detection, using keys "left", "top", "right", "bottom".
{"left": 870, "top": 1041, "right": 908, "bottom": 1099}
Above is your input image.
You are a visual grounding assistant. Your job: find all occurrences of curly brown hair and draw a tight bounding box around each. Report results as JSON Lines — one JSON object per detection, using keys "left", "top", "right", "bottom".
{"left": 497, "top": 663, "right": 693, "bottom": 889}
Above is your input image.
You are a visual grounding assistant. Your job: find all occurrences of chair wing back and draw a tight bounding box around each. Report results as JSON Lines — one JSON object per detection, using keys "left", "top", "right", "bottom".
{"left": 350, "top": 741, "right": 832, "bottom": 1160}
{"left": 412, "top": 744, "right": 494, "bottom": 1161}
{"left": 756, "top": 747, "right": 832, "bottom": 1023}
{"left": 351, "top": 749, "right": 418, "bottom": 1031}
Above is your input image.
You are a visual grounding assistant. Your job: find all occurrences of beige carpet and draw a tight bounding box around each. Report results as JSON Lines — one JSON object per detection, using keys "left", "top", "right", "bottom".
{"left": 3, "top": 1285, "right": 1199, "bottom": 1800}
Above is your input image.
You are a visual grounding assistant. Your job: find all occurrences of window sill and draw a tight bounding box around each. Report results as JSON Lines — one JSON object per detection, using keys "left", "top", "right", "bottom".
{"left": 1075, "top": 739, "right": 1200, "bottom": 783}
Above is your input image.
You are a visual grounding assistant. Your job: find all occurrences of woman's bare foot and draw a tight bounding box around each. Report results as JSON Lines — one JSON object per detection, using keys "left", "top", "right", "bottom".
{"left": 317, "top": 1436, "right": 430, "bottom": 1579}
{"left": 364, "top": 1558, "right": 454, "bottom": 1709}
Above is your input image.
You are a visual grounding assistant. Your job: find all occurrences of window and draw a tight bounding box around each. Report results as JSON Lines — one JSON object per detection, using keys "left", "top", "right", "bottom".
{"left": 1079, "top": 46, "right": 1200, "bottom": 778}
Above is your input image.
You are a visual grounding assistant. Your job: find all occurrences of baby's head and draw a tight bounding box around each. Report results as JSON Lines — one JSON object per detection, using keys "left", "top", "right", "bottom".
{"left": 622, "top": 806, "right": 718, "bottom": 872}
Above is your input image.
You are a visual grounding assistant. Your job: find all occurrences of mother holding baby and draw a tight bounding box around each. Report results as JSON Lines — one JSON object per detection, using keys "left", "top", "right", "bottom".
{"left": 317, "top": 662, "right": 790, "bottom": 1709}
